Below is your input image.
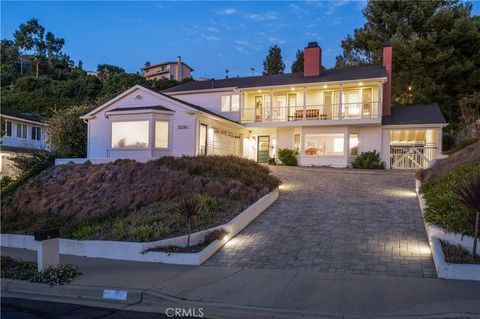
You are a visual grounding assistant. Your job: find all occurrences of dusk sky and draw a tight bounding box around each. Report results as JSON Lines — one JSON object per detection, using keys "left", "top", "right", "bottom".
{"left": 2, "top": 1, "right": 480, "bottom": 79}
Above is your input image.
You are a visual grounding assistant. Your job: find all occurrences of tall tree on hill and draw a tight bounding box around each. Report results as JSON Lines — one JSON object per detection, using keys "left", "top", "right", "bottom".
{"left": 335, "top": 0, "right": 480, "bottom": 129}
{"left": 263, "top": 45, "right": 285, "bottom": 75}
{"left": 291, "top": 49, "right": 304, "bottom": 73}
{"left": 97, "top": 64, "right": 125, "bottom": 79}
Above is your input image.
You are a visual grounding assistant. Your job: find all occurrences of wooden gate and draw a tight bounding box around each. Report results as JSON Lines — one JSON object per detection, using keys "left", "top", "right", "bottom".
{"left": 390, "top": 144, "right": 437, "bottom": 169}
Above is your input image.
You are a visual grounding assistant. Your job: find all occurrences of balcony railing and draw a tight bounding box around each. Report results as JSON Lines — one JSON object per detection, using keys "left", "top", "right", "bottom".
{"left": 241, "top": 101, "right": 379, "bottom": 123}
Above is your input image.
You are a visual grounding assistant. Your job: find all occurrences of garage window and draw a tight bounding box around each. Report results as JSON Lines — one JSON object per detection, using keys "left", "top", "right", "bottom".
{"left": 111, "top": 121, "right": 149, "bottom": 148}
{"left": 304, "top": 133, "right": 344, "bottom": 156}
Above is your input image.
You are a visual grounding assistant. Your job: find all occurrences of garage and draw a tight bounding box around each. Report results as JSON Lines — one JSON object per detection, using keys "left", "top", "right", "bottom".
{"left": 198, "top": 124, "right": 242, "bottom": 157}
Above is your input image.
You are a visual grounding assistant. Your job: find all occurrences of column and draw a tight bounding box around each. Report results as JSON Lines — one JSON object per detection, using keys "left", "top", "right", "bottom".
{"left": 338, "top": 84, "right": 343, "bottom": 119}
{"left": 269, "top": 90, "right": 273, "bottom": 122}
{"left": 303, "top": 87, "right": 307, "bottom": 121}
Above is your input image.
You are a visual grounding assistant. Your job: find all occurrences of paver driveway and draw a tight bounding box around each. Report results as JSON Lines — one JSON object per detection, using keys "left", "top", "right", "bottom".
{"left": 205, "top": 166, "right": 436, "bottom": 278}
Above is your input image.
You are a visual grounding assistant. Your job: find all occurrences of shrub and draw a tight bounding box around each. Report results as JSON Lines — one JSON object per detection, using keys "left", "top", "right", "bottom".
{"left": 277, "top": 148, "right": 297, "bottom": 166}
{"left": 351, "top": 150, "right": 385, "bottom": 169}
{"left": 1, "top": 151, "right": 55, "bottom": 199}
{"left": 0, "top": 175, "right": 13, "bottom": 189}
{"left": 422, "top": 163, "right": 480, "bottom": 236}
{"left": 1, "top": 256, "right": 81, "bottom": 286}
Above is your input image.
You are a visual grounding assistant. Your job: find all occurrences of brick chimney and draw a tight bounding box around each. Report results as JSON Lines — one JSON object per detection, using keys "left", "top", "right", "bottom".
{"left": 382, "top": 40, "right": 392, "bottom": 116}
{"left": 304, "top": 42, "right": 322, "bottom": 77}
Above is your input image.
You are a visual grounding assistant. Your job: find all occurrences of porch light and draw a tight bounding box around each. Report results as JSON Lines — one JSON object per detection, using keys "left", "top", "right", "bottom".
{"left": 323, "top": 85, "right": 327, "bottom": 89}
{"left": 358, "top": 82, "right": 363, "bottom": 86}
{"left": 290, "top": 87, "right": 294, "bottom": 91}
{"left": 408, "top": 86, "right": 412, "bottom": 91}
{"left": 258, "top": 89, "right": 262, "bottom": 93}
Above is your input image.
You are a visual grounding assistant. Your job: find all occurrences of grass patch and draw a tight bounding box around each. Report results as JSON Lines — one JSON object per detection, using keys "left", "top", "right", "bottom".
{"left": 143, "top": 229, "right": 228, "bottom": 254}
{"left": 421, "top": 163, "right": 480, "bottom": 236}
{"left": 440, "top": 241, "right": 480, "bottom": 264}
{"left": 1, "top": 256, "right": 81, "bottom": 286}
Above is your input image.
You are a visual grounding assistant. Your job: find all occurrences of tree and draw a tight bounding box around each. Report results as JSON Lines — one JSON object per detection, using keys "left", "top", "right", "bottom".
{"left": 291, "top": 49, "right": 304, "bottom": 73}
{"left": 335, "top": 1, "right": 480, "bottom": 128}
{"left": 0, "top": 39, "right": 19, "bottom": 64}
{"left": 263, "top": 45, "right": 285, "bottom": 75}
{"left": 97, "top": 64, "right": 125, "bottom": 79}
{"left": 13, "top": 19, "right": 68, "bottom": 78}
{"left": 177, "top": 195, "right": 201, "bottom": 252}
{"left": 144, "top": 61, "right": 151, "bottom": 67}
{"left": 46, "top": 104, "right": 94, "bottom": 157}
{"left": 455, "top": 178, "right": 480, "bottom": 258}
{"left": 78, "top": 60, "right": 83, "bottom": 70}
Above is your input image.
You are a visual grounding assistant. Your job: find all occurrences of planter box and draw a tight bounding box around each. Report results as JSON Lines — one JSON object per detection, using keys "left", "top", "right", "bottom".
{"left": 1, "top": 189, "right": 279, "bottom": 265}
{"left": 416, "top": 179, "right": 480, "bottom": 281}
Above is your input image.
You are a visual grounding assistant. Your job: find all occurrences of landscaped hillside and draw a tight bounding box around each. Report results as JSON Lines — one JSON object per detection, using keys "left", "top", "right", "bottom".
{"left": 416, "top": 138, "right": 480, "bottom": 183}
{"left": 1, "top": 156, "right": 280, "bottom": 242}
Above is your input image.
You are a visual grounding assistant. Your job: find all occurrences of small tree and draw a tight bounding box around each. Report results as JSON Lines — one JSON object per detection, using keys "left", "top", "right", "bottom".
{"left": 46, "top": 104, "right": 94, "bottom": 157}
{"left": 454, "top": 178, "right": 480, "bottom": 258}
{"left": 263, "top": 45, "right": 285, "bottom": 75}
{"left": 291, "top": 49, "right": 304, "bottom": 73}
{"left": 177, "top": 195, "right": 201, "bottom": 252}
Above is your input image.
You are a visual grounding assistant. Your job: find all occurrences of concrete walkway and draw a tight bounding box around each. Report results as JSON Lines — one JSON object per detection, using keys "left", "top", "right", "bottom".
{"left": 2, "top": 247, "right": 480, "bottom": 319}
{"left": 206, "top": 167, "right": 436, "bottom": 278}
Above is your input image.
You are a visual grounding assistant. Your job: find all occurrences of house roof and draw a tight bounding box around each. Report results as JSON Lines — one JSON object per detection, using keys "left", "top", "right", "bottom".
{"left": 382, "top": 104, "right": 446, "bottom": 125}
{"left": 142, "top": 61, "right": 194, "bottom": 71}
{"left": 158, "top": 93, "right": 241, "bottom": 125}
{"left": 162, "top": 65, "right": 386, "bottom": 93}
{"left": 0, "top": 108, "right": 47, "bottom": 124}
{"left": 108, "top": 105, "right": 174, "bottom": 112}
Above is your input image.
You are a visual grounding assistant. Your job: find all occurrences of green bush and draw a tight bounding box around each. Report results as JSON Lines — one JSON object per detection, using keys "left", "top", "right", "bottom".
{"left": 1, "top": 151, "right": 55, "bottom": 199}
{"left": 422, "top": 163, "right": 480, "bottom": 236}
{"left": 351, "top": 150, "right": 385, "bottom": 169}
{"left": 0, "top": 175, "right": 13, "bottom": 189}
{"left": 1, "top": 256, "right": 80, "bottom": 286}
{"left": 277, "top": 148, "right": 297, "bottom": 166}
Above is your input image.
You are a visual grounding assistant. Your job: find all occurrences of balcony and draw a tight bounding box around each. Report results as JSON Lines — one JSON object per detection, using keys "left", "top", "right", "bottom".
{"left": 240, "top": 82, "right": 382, "bottom": 124}
{"left": 241, "top": 101, "right": 380, "bottom": 123}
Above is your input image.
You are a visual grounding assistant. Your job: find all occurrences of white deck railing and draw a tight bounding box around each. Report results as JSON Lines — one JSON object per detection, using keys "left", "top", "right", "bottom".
{"left": 390, "top": 144, "right": 438, "bottom": 169}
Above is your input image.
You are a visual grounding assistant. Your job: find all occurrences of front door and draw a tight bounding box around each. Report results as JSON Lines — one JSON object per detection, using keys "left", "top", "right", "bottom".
{"left": 257, "top": 136, "right": 270, "bottom": 163}
{"left": 199, "top": 124, "right": 208, "bottom": 155}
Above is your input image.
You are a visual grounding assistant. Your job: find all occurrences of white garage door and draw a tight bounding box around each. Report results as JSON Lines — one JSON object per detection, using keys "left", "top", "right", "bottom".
{"left": 209, "top": 128, "right": 241, "bottom": 156}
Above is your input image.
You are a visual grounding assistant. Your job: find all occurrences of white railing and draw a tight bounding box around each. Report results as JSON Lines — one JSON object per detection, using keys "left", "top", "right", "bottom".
{"left": 241, "top": 101, "right": 379, "bottom": 123}
{"left": 390, "top": 144, "right": 438, "bottom": 169}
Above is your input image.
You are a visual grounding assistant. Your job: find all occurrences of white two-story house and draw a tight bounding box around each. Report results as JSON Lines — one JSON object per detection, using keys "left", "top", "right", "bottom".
{"left": 1, "top": 109, "right": 49, "bottom": 176}
{"left": 71, "top": 41, "right": 446, "bottom": 169}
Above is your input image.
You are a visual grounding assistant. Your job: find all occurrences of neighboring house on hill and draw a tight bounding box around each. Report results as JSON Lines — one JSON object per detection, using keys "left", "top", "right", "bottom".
{"left": 142, "top": 56, "right": 193, "bottom": 81}
{"left": 63, "top": 41, "right": 446, "bottom": 169}
{"left": 1, "top": 109, "right": 49, "bottom": 176}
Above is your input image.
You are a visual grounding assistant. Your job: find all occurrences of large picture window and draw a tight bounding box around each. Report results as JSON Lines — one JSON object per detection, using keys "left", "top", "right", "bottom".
{"left": 304, "top": 133, "right": 344, "bottom": 156}
{"left": 155, "top": 121, "right": 169, "bottom": 148}
{"left": 111, "top": 121, "right": 149, "bottom": 148}
{"left": 16, "top": 123, "right": 27, "bottom": 139}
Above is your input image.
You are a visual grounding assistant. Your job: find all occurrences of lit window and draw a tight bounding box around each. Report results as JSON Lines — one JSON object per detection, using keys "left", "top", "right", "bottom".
{"left": 294, "top": 134, "right": 300, "bottom": 154}
{"left": 16, "top": 123, "right": 27, "bottom": 139}
{"left": 304, "top": 133, "right": 344, "bottom": 156}
{"left": 111, "top": 121, "right": 149, "bottom": 148}
{"left": 1, "top": 120, "right": 12, "bottom": 137}
{"left": 349, "top": 133, "right": 359, "bottom": 156}
{"left": 155, "top": 121, "right": 169, "bottom": 148}
{"left": 221, "top": 94, "right": 240, "bottom": 112}
{"left": 31, "top": 126, "right": 42, "bottom": 141}
{"left": 231, "top": 95, "right": 240, "bottom": 111}
{"left": 221, "top": 96, "right": 230, "bottom": 112}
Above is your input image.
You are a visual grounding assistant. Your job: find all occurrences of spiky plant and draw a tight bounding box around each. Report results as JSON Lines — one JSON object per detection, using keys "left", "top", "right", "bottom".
{"left": 454, "top": 178, "right": 480, "bottom": 258}
{"left": 177, "top": 195, "right": 201, "bottom": 252}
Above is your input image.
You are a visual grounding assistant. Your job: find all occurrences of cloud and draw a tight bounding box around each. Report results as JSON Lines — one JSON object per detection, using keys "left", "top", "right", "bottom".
{"left": 325, "top": 0, "right": 350, "bottom": 15}
{"left": 244, "top": 11, "right": 278, "bottom": 21}
{"left": 234, "top": 40, "right": 249, "bottom": 46}
{"left": 213, "top": 8, "right": 237, "bottom": 15}
{"left": 206, "top": 27, "right": 220, "bottom": 32}
{"left": 268, "top": 36, "right": 286, "bottom": 45}
{"left": 202, "top": 34, "right": 220, "bottom": 41}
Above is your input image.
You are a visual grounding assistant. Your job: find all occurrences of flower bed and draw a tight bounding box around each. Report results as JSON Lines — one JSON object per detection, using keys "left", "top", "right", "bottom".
{"left": 440, "top": 240, "right": 480, "bottom": 264}
{"left": 1, "top": 256, "right": 80, "bottom": 286}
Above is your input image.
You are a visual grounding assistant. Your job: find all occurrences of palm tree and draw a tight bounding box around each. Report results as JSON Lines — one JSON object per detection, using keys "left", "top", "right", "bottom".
{"left": 177, "top": 195, "right": 200, "bottom": 252}
{"left": 455, "top": 178, "right": 480, "bottom": 258}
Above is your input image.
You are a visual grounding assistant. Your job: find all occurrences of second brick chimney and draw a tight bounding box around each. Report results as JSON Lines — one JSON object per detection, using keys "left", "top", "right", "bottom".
{"left": 304, "top": 42, "right": 322, "bottom": 77}
{"left": 382, "top": 40, "right": 392, "bottom": 117}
